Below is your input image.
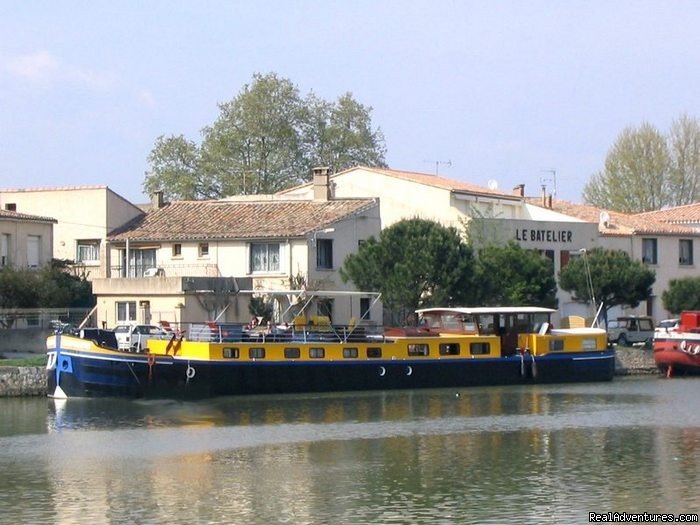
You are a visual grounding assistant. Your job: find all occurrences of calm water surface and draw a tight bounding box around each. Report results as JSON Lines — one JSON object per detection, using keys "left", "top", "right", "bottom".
{"left": 1, "top": 377, "right": 699, "bottom": 524}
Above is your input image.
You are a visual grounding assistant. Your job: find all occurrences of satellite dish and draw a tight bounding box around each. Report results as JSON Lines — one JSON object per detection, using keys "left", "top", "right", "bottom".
{"left": 487, "top": 179, "right": 499, "bottom": 190}
{"left": 599, "top": 211, "right": 610, "bottom": 227}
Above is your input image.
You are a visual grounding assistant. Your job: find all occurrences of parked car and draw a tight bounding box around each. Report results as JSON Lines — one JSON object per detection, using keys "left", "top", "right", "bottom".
{"left": 654, "top": 318, "right": 680, "bottom": 335}
{"left": 113, "top": 323, "right": 168, "bottom": 352}
{"left": 607, "top": 316, "right": 655, "bottom": 347}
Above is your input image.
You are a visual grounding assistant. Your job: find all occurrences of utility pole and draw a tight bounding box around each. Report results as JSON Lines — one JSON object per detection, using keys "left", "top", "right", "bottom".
{"left": 423, "top": 159, "right": 452, "bottom": 175}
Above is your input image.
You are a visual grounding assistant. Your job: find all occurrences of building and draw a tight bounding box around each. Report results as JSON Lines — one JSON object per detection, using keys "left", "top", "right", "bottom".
{"left": 0, "top": 186, "right": 143, "bottom": 279}
{"left": 91, "top": 173, "right": 381, "bottom": 328}
{"left": 528, "top": 198, "right": 700, "bottom": 322}
{"left": 281, "top": 166, "right": 700, "bottom": 323}
{"left": 0, "top": 209, "right": 56, "bottom": 269}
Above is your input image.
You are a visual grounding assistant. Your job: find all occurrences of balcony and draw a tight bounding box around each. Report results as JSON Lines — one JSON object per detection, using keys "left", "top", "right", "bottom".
{"left": 109, "top": 262, "right": 221, "bottom": 279}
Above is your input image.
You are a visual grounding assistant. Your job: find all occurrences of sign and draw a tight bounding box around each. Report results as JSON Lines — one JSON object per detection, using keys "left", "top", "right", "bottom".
{"left": 515, "top": 229, "right": 573, "bottom": 243}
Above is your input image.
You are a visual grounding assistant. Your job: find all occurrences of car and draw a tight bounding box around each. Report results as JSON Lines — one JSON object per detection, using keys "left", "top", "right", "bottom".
{"left": 655, "top": 318, "right": 680, "bottom": 335}
{"left": 607, "top": 316, "right": 655, "bottom": 347}
{"left": 113, "top": 323, "right": 168, "bottom": 352}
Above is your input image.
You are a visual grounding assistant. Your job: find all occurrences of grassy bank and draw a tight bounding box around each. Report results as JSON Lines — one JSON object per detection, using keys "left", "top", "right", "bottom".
{"left": 0, "top": 355, "right": 47, "bottom": 367}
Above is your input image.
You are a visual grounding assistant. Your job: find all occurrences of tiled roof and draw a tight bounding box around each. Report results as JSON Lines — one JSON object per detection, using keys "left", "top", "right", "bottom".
{"left": 0, "top": 184, "right": 108, "bottom": 193}
{"left": 108, "top": 198, "right": 378, "bottom": 242}
{"left": 279, "top": 166, "right": 520, "bottom": 200}
{"left": 0, "top": 209, "right": 57, "bottom": 222}
{"left": 526, "top": 198, "right": 698, "bottom": 236}
{"left": 636, "top": 202, "right": 700, "bottom": 224}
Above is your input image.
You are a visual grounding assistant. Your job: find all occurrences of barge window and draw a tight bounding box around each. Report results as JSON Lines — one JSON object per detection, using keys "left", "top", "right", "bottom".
{"left": 343, "top": 348, "right": 358, "bottom": 358}
{"left": 284, "top": 348, "right": 301, "bottom": 359}
{"left": 249, "top": 347, "right": 266, "bottom": 359}
{"left": 470, "top": 342, "right": 490, "bottom": 355}
{"left": 549, "top": 339, "right": 565, "bottom": 352}
{"left": 439, "top": 343, "right": 460, "bottom": 355}
{"left": 408, "top": 343, "right": 429, "bottom": 356}
{"left": 309, "top": 347, "right": 325, "bottom": 358}
{"left": 223, "top": 347, "right": 239, "bottom": 359}
{"left": 367, "top": 347, "right": 382, "bottom": 358}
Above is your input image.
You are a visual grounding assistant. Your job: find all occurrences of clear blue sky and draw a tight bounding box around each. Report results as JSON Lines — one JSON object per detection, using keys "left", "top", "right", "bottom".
{"left": 2, "top": 1, "right": 699, "bottom": 204}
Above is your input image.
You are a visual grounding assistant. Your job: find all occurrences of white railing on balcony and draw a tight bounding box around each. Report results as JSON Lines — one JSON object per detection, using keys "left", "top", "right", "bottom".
{"left": 110, "top": 263, "right": 221, "bottom": 278}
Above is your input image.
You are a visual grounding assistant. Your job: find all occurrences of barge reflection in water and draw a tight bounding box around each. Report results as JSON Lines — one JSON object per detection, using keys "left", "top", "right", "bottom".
{"left": 0, "top": 378, "right": 699, "bottom": 524}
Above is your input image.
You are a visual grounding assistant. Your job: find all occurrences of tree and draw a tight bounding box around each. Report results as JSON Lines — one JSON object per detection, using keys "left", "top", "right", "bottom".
{"left": 558, "top": 248, "right": 655, "bottom": 321}
{"left": 303, "top": 93, "right": 387, "bottom": 175}
{"left": 143, "top": 73, "right": 387, "bottom": 200}
{"left": 143, "top": 135, "right": 206, "bottom": 201}
{"left": 583, "top": 123, "right": 670, "bottom": 213}
{"left": 340, "top": 218, "right": 475, "bottom": 323}
{"left": 583, "top": 114, "right": 700, "bottom": 212}
{"left": 662, "top": 277, "right": 700, "bottom": 314}
{"left": 668, "top": 114, "right": 700, "bottom": 205}
{"left": 473, "top": 242, "right": 558, "bottom": 308}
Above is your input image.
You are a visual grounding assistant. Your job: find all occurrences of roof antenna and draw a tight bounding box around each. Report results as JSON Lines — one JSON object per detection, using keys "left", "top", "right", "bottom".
{"left": 423, "top": 159, "right": 451, "bottom": 175}
{"left": 540, "top": 168, "right": 557, "bottom": 197}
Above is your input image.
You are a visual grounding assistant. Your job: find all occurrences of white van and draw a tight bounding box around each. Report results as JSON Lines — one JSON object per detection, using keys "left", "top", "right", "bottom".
{"left": 113, "top": 324, "right": 168, "bottom": 352}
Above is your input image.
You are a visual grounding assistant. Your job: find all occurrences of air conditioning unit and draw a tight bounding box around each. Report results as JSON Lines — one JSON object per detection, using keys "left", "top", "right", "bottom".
{"left": 144, "top": 268, "right": 164, "bottom": 277}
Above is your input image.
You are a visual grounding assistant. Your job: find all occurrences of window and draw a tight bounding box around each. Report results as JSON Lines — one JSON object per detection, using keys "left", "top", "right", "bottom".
{"left": 1, "top": 234, "right": 9, "bottom": 267}
{"left": 284, "top": 348, "right": 301, "bottom": 359}
{"left": 316, "top": 239, "right": 333, "bottom": 269}
{"left": 4, "top": 203, "right": 16, "bottom": 211}
{"left": 408, "top": 343, "right": 429, "bottom": 356}
{"left": 680, "top": 239, "right": 694, "bottom": 266}
{"left": 122, "top": 248, "right": 156, "bottom": 278}
{"left": 172, "top": 243, "right": 182, "bottom": 257}
{"left": 250, "top": 243, "right": 280, "bottom": 272}
{"left": 642, "top": 238, "right": 658, "bottom": 264}
{"left": 223, "top": 347, "right": 239, "bottom": 359}
{"left": 249, "top": 348, "right": 266, "bottom": 359}
{"left": 343, "top": 348, "right": 358, "bottom": 358}
{"left": 309, "top": 347, "right": 325, "bottom": 358}
{"left": 198, "top": 243, "right": 209, "bottom": 257}
{"left": 116, "top": 301, "right": 137, "bottom": 323}
{"left": 470, "top": 342, "right": 490, "bottom": 355}
{"left": 76, "top": 240, "right": 100, "bottom": 263}
{"left": 27, "top": 235, "right": 40, "bottom": 268}
{"left": 360, "top": 298, "right": 371, "bottom": 319}
{"left": 439, "top": 343, "right": 460, "bottom": 356}
{"left": 549, "top": 339, "right": 565, "bottom": 351}
{"left": 367, "top": 347, "right": 382, "bottom": 358}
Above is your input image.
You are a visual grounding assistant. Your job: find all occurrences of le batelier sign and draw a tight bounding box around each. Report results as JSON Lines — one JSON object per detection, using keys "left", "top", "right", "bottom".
{"left": 515, "top": 227, "right": 573, "bottom": 243}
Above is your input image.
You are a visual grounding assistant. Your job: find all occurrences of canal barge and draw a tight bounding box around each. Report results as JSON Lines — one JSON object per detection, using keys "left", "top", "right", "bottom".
{"left": 653, "top": 310, "right": 700, "bottom": 377}
{"left": 46, "top": 296, "right": 615, "bottom": 399}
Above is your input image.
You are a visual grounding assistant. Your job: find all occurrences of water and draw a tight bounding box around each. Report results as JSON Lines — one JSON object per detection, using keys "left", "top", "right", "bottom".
{"left": 1, "top": 377, "right": 699, "bottom": 524}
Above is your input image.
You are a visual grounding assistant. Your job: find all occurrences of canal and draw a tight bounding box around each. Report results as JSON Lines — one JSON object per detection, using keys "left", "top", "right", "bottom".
{"left": 1, "top": 376, "right": 699, "bottom": 524}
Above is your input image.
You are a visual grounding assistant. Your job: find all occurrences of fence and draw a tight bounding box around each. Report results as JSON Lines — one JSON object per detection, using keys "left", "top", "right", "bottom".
{"left": 0, "top": 308, "right": 95, "bottom": 330}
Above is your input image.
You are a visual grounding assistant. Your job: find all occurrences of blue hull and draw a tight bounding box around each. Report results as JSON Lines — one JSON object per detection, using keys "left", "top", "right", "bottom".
{"left": 47, "top": 346, "right": 616, "bottom": 399}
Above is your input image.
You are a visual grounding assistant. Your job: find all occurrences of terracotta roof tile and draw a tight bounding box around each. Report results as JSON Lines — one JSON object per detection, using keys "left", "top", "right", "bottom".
{"left": 526, "top": 198, "right": 698, "bottom": 236}
{"left": 0, "top": 209, "right": 57, "bottom": 222}
{"left": 108, "top": 198, "right": 377, "bottom": 242}
{"left": 636, "top": 202, "right": 700, "bottom": 224}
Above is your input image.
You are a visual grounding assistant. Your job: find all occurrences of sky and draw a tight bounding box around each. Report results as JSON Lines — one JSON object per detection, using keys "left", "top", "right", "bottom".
{"left": 1, "top": 1, "right": 700, "bottom": 205}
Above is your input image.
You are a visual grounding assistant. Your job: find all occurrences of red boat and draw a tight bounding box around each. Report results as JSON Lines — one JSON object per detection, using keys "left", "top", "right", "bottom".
{"left": 653, "top": 311, "right": 700, "bottom": 377}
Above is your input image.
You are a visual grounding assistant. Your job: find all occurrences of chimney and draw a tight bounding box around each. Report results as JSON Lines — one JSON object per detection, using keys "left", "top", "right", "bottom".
{"left": 541, "top": 186, "right": 547, "bottom": 207}
{"left": 313, "top": 167, "right": 331, "bottom": 201}
{"left": 513, "top": 184, "right": 525, "bottom": 197}
{"left": 152, "top": 190, "right": 164, "bottom": 209}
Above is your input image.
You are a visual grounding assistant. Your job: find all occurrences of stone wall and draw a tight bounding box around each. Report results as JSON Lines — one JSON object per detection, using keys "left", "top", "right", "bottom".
{"left": 614, "top": 346, "right": 658, "bottom": 375}
{"left": 0, "top": 367, "right": 46, "bottom": 397}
